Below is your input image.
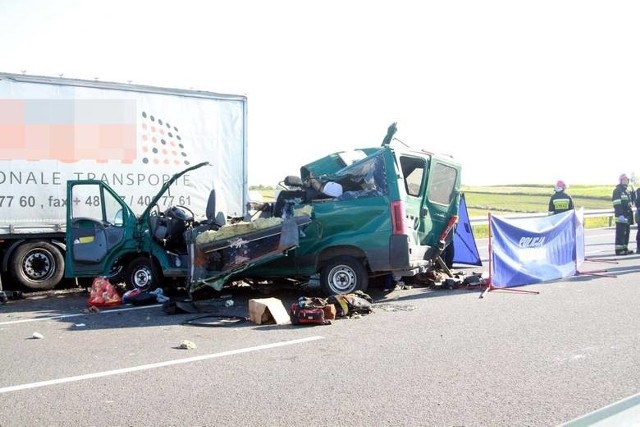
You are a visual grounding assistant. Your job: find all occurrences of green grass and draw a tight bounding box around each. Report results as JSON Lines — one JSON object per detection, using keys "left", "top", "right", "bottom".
{"left": 462, "top": 184, "right": 613, "bottom": 199}
{"left": 463, "top": 185, "right": 612, "bottom": 216}
{"left": 464, "top": 193, "right": 610, "bottom": 217}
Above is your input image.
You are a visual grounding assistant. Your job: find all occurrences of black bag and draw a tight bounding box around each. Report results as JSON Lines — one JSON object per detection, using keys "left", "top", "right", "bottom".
{"left": 127, "top": 292, "right": 158, "bottom": 306}
{"left": 328, "top": 291, "right": 373, "bottom": 317}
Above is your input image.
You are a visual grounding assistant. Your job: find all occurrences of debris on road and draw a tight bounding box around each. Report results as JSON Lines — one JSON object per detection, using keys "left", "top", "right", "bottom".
{"left": 178, "top": 340, "right": 197, "bottom": 350}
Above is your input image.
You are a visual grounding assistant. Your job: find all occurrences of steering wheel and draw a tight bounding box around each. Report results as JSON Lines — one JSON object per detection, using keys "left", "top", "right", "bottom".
{"left": 173, "top": 205, "right": 195, "bottom": 221}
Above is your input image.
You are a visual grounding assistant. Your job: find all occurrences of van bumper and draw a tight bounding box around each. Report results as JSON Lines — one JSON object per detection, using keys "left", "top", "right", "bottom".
{"left": 389, "top": 234, "right": 410, "bottom": 268}
{"left": 390, "top": 235, "right": 431, "bottom": 266}
{"left": 389, "top": 235, "right": 434, "bottom": 275}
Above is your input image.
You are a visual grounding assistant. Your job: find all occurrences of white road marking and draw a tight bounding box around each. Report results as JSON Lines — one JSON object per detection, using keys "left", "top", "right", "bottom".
{"left": 0, "top": 336, "right": 324, "bottom": 394}
{"left": 560, "top": 391, "right": 640, "bottom": 426}
{"left": 0, "top": 304, "right": 160, "bottom": 326}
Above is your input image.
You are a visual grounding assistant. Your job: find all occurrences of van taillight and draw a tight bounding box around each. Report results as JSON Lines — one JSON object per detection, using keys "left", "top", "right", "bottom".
{"left": 390, "top": 201, "right": 407, "bottom": 235}
{"left": 439, "top": 215, "right": 459, "bottom": 241}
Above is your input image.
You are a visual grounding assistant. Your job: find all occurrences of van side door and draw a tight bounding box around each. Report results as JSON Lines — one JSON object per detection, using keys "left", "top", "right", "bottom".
{"left": 398, "top": 154, "right": 431, "bottom": 244}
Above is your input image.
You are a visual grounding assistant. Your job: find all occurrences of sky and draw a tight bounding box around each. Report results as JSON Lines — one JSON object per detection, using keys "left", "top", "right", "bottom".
{"left": 1, "top": 0, "right": 639, "bottom": 187}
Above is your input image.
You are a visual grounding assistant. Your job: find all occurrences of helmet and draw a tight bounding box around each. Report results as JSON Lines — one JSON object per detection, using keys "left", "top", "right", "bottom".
{"left": 555, "top": 180, "right": 566, "bottom": 190}
{"left": 619, "top": 173, "right": 629, "bottom": 184}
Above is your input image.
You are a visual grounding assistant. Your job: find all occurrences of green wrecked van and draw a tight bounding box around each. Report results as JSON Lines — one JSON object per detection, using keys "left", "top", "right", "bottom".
{"left": 64, "top": 123, "right": 461, "bottom": 297}
{"left": 190, "top": 123, "right": 462, "bottom": 296}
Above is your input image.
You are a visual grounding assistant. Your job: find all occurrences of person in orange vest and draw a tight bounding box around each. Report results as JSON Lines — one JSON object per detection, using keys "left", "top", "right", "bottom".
{"left": 548, "top": 180, "right": 574, "bottom": 215}
{"left": 612, "top": 173, "right": 635, "bottom": 255}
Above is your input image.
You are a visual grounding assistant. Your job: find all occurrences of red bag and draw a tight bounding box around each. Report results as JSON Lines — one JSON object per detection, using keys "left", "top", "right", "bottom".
{"left": 290, "top": 302, "right": 330, "bottom": 325}
{"left": 88, "top": 277, "right": 122, "bottom": 307}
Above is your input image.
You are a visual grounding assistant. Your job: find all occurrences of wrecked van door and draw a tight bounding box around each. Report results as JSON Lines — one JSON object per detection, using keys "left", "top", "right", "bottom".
{"left": 64, "top": 180, "right": 135, "bottom": 280}
{"left": 66, "top": 159, "right": 310, "bottom": 295}
{"left": 399, "top": 154, "right": 461, "bottom": 258}
{"left": 65, "top": 162, "right": 212, "bottom": 290}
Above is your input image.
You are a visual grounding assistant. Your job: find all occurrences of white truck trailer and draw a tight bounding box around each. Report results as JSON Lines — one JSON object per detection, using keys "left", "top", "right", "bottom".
{"left": 0, "top": 72, "right": 248, "bottom": 290}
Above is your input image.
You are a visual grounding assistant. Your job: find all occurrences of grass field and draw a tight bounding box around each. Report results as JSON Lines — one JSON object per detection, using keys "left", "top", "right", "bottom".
{"left": 462, "top": 185, "right": 612, "bottom": 217}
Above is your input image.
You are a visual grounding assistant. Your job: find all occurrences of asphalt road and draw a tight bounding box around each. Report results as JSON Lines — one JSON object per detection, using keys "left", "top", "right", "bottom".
{"left": 0, "top": 228, "right": 639, "bottom": 426}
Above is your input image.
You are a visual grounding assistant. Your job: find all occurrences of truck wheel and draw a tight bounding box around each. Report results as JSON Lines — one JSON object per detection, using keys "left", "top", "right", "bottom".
{"left": 10, "top": 241, "right": 64, "bottom": 290}
{"left": 320, "top": 256, "right": 368, "bottom": 295}
{"left": 125, "top": 257, "right": 160, "bottom": 292}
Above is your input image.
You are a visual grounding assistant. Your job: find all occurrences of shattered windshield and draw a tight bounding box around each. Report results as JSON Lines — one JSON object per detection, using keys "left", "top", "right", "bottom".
{"left": 328, "top": 153, "right": 388, "bottom": 199}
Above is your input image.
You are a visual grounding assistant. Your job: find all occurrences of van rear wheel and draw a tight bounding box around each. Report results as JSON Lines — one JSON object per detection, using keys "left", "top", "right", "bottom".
{"left": 320, "top": 256, "right": 368, "bottom": 295}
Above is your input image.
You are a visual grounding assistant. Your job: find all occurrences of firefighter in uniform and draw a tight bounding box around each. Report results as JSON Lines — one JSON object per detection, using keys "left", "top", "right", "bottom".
{"left": 548, "top": 180, "right": 574, "bottom": 215}
{"left": 612, "top": 173, "right": 634, "bottom": 255}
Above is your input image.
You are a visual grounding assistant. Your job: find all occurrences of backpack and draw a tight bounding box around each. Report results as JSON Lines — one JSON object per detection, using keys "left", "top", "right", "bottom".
{"left": 328, "top": 291, "right": 373, "bottom": 317}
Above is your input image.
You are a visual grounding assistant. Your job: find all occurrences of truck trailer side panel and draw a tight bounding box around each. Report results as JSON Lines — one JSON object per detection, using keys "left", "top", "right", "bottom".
{"left": 0, "top": 72, "right": 248, "bottom": 290}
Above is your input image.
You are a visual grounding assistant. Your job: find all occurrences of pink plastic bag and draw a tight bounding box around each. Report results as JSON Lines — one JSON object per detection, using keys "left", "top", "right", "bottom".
{"left": 87, "top": 277, "right": 122, "bottom": 307}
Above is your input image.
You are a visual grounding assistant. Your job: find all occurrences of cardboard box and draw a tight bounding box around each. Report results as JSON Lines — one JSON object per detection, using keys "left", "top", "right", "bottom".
{"left": 248, "top": 298, "right": 291, "bottom": 325}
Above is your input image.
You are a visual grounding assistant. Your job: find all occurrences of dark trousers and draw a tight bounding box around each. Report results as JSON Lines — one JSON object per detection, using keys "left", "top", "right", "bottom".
{"left": 615, "top": 222, "right": 630, "bottom": 252}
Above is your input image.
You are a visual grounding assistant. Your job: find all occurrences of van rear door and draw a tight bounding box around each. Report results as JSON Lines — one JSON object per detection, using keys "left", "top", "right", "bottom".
{"left": 422, "top": 161, "right": 461, "bottom": 248}
{"left": 398, "top": 155, "right": 460, "bottom": 249}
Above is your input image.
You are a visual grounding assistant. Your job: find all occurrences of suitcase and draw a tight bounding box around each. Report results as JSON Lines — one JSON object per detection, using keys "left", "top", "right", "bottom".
{"left": 290, "top": 303, "right": 330, "bottom": 325}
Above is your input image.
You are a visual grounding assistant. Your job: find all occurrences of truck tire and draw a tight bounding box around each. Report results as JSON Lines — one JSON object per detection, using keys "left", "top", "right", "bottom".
{"left": 10, "top": 241, "right": 64, "bottom": 291}
{"left": 125, "top": 257, "right": 160, "bottom": 292}
{"left": 320, "top": 256, "right": 368, "bottom": 296}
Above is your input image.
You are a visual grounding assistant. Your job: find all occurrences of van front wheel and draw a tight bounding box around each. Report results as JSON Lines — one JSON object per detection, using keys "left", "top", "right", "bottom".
{"left": 320, "top": 256, "right": 368, "bottom": 295}
{"left": 125, "top": 257, "right": 160, "bottom": 292}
